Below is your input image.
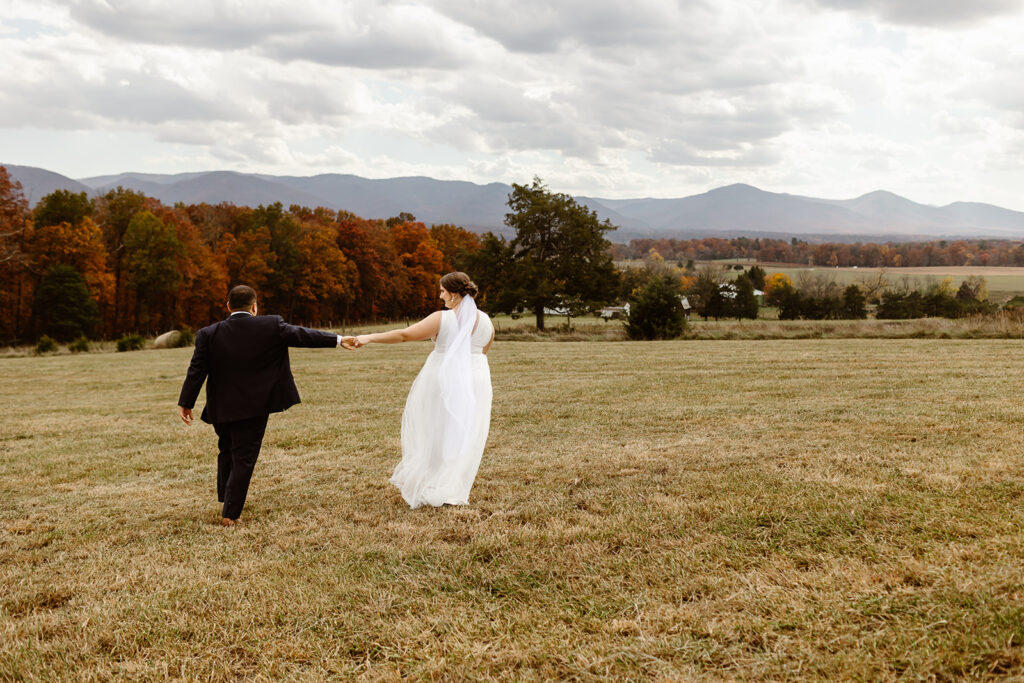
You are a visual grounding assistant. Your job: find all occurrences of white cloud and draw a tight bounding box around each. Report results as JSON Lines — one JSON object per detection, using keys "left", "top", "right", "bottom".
{"left": 1, "top": 0, "right": 1023, "bottom": 209}
{"left": 810, "top": 0, "right": 1023, "bottom": 27}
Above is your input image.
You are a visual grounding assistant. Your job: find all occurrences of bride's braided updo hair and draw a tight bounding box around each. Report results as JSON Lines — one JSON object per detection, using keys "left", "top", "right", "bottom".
{"left": 440, "top": 271, "right": 479, "bottom": 298}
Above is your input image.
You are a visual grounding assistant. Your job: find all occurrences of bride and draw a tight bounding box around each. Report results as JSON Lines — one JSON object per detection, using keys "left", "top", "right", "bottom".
{"left": 356, "top": 272, "right": 494, "bottom": 508}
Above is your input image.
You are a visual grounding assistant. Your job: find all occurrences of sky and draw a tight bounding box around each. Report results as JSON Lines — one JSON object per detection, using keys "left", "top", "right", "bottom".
{"left": 1, "top": 0, "right": 1023, "bottom": 209}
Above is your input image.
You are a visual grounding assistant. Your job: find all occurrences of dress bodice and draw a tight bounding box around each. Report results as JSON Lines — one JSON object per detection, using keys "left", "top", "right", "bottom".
{"left": 435, "top": 309, "right": 494, "bottom": 353}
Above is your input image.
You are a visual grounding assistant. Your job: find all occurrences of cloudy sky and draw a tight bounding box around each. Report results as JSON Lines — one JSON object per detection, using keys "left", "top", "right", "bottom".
{"left": 2, "top": 0, "right": 1023, "bottom": 209}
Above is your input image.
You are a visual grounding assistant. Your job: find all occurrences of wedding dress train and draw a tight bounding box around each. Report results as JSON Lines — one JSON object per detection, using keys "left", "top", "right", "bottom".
{"left": 390, "top": 309, "right": 494, "bottom": 508}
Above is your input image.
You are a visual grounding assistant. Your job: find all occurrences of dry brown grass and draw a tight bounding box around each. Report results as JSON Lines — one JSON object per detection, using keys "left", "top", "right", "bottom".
{"left": 2, "top": 338, "right": 1024, "bottom": 680}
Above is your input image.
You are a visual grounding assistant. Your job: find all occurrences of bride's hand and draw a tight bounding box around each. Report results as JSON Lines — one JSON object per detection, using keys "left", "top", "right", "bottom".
{"left": 356, "top": 334, "right": 371, "bottom": 347}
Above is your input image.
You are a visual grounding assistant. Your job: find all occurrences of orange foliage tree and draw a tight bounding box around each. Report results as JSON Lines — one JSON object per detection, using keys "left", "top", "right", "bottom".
{"left": 28, "top": 217, "right": 115, "bottom": 325}
{"left": 1, "top": 177, "right": 486, "bottom": 342}
{"left": 763, "top": 272, "right": 795, "bottom": 306}
{"left": 391, "top": 221, "right": 445, "bottom": 318}
{"left": 430, "top": 223, "right": 481, "bottom": 272}
{"left": 0, "top": 166, "right": 31, "bottom": 342}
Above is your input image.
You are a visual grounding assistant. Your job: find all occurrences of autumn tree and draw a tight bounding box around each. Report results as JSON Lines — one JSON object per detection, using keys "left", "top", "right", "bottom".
{"left": 247, "top": 203, "right": 301, "bottom": 317}
{"left": 33, "top": 190, "right": 93, "bottom": 230}
{"left": 386, "top": 212, "right": 417, "bottom": 228}
{"left": 502, "top": 177, "right": 618, "bottom": 330}
{"left": 123, "top": 210, "right": 184, "bottom": 331}
{"left": 763, "top": 272, "right": 795, "bottom": 306}
{"left": 0, "top": 166, "right": 31, "bottom": 342}
{"left": 957, "top": 275, "right": 988, "bottom": 302}
{"left": 94, "top": 187, "right": 148, "bottom": 331}
{"left": 219, "top": 219, "right": 272, "bottom": 294}
{"left": 430, "top": 223, "right": 481, "bottom": 273}
{"left": 391, "top": 220, "right": 445, "bottom": 318}
{"left": 150, "top": 205, "right": 228, "bottom": 330}
{"left": 28, "top": 217, "right": 115, "bottom": 325}
{"left": 336, "top": 213, "right": 407, "bottom": 321}
{"left": 293, "top": 218, "right": 357, "bottom": 324}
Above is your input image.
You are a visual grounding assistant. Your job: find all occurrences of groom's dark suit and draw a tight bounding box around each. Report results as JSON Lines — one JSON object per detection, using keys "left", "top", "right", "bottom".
{"left": 178, "top": 312, "right": 339, "bottom": 520}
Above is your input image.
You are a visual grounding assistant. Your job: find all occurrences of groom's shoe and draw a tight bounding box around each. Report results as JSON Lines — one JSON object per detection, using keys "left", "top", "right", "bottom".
{"left": 221, "top": 517, "right": 238, "bottom": 527}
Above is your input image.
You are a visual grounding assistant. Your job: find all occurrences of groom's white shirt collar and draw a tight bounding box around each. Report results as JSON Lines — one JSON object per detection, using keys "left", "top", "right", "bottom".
{"left": 229, "top": 311, "right": 253, "bottom": 317}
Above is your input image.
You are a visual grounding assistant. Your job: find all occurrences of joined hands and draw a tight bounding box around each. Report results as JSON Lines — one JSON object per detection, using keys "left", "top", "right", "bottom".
{"left": 340, "top": 335, "right": 371, "bottom": 350}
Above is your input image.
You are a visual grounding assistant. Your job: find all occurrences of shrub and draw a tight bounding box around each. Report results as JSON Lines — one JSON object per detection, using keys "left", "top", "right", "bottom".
{"left": 68, "top": 336, "right": 90, "bottom": 353}
{"left": 626, "top": 275, "right": 686, "bottom": 340}
{"left": 116, "top": 333, "right": 145, "bottom": 352}
{"left": 171, "top": 326, "right": 195, "bottom": 348}
{"left": 35, "top": 335, "right": 57, "bottom": 355}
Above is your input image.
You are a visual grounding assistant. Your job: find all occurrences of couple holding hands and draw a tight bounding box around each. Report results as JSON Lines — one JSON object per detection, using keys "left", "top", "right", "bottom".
{"left": 178, "top": 272, "right": 494, "bottom": 526}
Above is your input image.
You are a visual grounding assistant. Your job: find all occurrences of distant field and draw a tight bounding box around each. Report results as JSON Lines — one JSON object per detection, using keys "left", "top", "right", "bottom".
{"left": 617, "top": 260, "right": 1024, "bottom": 300}
{"left": 756, "top": 266, "right": 1024, "bottom": 300}
{"left": 2, "top": 339, "right": 1024, "bottom": 679}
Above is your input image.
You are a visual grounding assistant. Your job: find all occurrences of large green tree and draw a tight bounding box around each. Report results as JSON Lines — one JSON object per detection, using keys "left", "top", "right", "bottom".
{"left": 123, "top": 210, "right": 183, "bottom": 330}
{"left": 32, "top": 265, "right": 100, "bottom": 342}
{"left": 466, "top": 232, "right": 519, "bottom": 313}
{"left": 95, "top": 187, "right": 148, "bottom": 331}
{"left": 33, "top": 190, "right": 93, "bottom": 229}
{"left": 502, "top": 178, "right": 619, "bottom": 330}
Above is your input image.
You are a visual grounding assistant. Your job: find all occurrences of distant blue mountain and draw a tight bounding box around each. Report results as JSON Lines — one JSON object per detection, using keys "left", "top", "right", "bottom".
{"left": 5, "top": 163, "right": 1024, "bottom": 241}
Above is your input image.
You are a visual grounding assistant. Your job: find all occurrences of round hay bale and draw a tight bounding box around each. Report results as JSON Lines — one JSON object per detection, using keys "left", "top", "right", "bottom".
{"left": 153, "top": 330, "right": 182, "bottom": 349}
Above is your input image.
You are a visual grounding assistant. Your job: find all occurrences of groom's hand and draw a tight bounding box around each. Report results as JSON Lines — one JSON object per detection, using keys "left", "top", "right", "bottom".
{"left": 179, "top": 406, "right": 194, "bottom": 425}
{"left": 340, "top": 336, "right": 360, "bottom": 350}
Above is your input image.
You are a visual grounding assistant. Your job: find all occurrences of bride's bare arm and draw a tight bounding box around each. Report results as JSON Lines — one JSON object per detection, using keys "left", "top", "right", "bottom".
{"left": 483, "top": 328, "right": 494, "bottom": 354}
{"left": 357, "top": 311, "right": 442, "bottom": 346}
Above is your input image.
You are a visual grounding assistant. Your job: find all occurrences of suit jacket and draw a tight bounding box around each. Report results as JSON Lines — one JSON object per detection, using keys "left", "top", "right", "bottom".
{"left": 177, "top": 314, "right": 337, "bottom": 424}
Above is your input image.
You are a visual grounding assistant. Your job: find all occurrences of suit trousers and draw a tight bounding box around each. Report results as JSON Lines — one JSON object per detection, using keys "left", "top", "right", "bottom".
{"left": 214, "top": 414, "right": 269, "bottom": 520}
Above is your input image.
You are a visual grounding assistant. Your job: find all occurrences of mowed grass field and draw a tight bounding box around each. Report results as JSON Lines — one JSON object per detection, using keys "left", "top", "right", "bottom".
{"left": 3, "top": 338, "right": 1024, "bottom": 680}
{"left": 760, "top": 266, "right": 1024, "bottom": 302}
{"left": 719, "top": 265, "right": 1024, "bottom": 303}
{"left": 617, "top": 261, "right": 1024, "bottom": 301}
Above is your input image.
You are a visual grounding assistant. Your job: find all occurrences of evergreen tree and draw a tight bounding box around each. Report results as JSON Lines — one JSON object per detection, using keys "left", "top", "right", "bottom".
{"left": 778, "top": 288, "right": 802, "bottom": 320}
{"left": 704, "top": 289, "right": 729, "bottom": 320}
{"left": 32, "top": 265, "right": 100, "bottom": 342}
{"left": 841, "top": 285, "right": 867, "bottom": 319}
{"left": 625, "top": 274, "right": 686, "bottom": 340}
{"left": 747, "top": 265, "right": 767, "bottom": 290}
{"left": 731, "top": 274, "right": 759, "bottom": 320}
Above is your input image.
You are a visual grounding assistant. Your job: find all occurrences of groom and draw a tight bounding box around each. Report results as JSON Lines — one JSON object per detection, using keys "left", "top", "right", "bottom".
{"left": 177, "top": 285, "right": 356, "bottom": 526}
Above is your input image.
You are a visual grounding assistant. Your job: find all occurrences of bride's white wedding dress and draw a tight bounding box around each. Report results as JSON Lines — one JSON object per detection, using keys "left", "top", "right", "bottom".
{"left": 390, "top": 308, "right": 494, "bottom": 508}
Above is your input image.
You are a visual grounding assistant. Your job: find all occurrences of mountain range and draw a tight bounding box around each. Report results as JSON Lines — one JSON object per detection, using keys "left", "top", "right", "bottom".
{"left": 5, "top": 163, "right": 1024, "bottom": 242}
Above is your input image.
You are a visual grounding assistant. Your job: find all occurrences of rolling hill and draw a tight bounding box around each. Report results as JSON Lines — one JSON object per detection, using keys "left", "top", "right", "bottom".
{"left": 4, "top": 163, "right": 1024, "bottom": 241}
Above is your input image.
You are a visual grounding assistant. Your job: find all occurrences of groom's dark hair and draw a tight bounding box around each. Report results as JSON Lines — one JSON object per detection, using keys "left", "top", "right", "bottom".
{"left": 228, "top": 285, "right": 257, "bottom": 311}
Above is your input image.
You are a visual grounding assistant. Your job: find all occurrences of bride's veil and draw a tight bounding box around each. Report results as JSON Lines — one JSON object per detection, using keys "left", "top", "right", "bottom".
{"left": 439, "top": 294, "right": 478, "bottom": 462}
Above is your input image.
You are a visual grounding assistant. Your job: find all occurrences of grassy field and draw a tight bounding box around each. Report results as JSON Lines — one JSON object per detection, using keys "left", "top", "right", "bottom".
{"left": 756, "top": 266, "right": 1024, "bottom": 303}
{"left": 3, "top": 339, "right": 1024, "bottom": 679}
{"left": 618, "top": 261, "right": 1024, "bottom": 301}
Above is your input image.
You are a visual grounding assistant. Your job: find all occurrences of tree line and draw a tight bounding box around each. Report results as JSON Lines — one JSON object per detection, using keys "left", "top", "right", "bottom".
{"left": 0, "top": 166, "right": 481, "bottom": 343}
{"left": 1, "top": 170, "right": 619, "bottom": 343}
{"left": 613, "top": 236, "right": 1024, "bottom": 268}
{"left": 3, "top": 162, "right": 1018, "bottom": 346}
